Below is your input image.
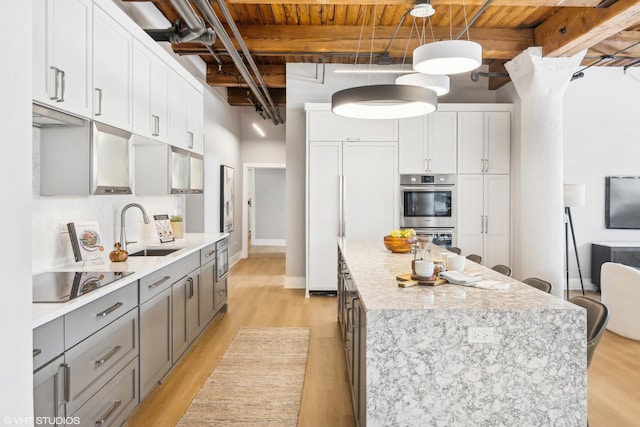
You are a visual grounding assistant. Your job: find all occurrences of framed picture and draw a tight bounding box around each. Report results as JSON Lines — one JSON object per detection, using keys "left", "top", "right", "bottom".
{"left": 220, "top": 165, "right": 235, "bottom": 232}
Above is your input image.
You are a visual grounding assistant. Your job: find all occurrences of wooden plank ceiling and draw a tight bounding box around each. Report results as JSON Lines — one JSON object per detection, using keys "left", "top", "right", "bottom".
{"left": 122, "top": 0, "right": 640, "bottom": 106}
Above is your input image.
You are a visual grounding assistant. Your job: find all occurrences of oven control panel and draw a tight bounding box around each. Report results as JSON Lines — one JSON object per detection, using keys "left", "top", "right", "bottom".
{"left": 400, "top": 174, "right": 456, "bottom": 185}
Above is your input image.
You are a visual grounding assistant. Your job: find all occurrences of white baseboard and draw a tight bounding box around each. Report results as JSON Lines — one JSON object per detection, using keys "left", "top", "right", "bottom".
{"left": 229, "top": 251, "right": 243, "bottom": 269}
{"left": 252, "top": 238, "right": 286, "bottom": 246}
{"left": 285, "top": 276, "right": 305, "bottom": 289}
{"left": 567, "top": 277, "right": 597, "bottom": 291}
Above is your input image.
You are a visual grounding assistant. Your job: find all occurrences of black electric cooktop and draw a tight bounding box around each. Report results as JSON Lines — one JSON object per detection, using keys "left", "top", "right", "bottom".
{"left": 33, "top": 271, "right": 134, "bottom": 303}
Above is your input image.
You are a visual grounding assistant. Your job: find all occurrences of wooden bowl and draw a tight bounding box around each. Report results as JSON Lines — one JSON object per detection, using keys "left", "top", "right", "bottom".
{"left": 384, "top": 236, "right": 412, "bottom": 253}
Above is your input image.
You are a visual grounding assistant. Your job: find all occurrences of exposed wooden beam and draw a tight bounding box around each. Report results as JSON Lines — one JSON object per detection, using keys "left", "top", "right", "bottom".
{"left": 219, "top": 0, "right": 601, "bottom": 6}
{"left": 208, "top": 64, "right": 287, "bottom": 88}
{"left": 487, "top": 61, "right": 511, "bottom": 91}
{"left": 227, "top": 87, "right": 286, "bottom": 106}
{"left": 177, "top": 25, "right": 533, "bottom": 61}
{"left": 535, "top": 0, "right": 640, "bottom": 57}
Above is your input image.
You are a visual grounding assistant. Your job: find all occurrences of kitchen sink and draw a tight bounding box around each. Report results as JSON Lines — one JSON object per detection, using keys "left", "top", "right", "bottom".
{"left": 129, "top": 248, "right": 181, "bottom": 257}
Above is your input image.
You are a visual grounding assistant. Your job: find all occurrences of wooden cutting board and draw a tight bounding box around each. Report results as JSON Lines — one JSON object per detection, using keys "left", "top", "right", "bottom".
{"left": 396, "top": 273, "right": 447, "bottom": 287}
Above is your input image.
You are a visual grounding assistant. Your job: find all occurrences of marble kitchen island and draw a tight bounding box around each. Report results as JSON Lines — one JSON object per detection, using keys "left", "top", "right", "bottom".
{"left": 338, "top": 240, "right": 586, "bottom": 427}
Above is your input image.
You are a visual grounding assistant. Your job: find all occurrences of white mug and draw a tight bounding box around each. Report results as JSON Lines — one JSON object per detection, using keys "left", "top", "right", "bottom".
{"left": 415, "top": 260, "right": 435, "bottom": 277}
{"left": 447, "top": 255, "right": 466, "bottom": 271}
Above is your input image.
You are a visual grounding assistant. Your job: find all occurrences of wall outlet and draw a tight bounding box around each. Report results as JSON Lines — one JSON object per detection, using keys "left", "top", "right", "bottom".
{"left": 468, "top": 327, "right": 494, "bottom": 343}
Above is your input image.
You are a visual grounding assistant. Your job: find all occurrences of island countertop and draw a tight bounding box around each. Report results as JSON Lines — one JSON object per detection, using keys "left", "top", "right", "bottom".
{"left": 338, "top": 239, "right": 587, "bottom": 427}
{"left": 339, "top": 240, "right": 578, "bottom": 312}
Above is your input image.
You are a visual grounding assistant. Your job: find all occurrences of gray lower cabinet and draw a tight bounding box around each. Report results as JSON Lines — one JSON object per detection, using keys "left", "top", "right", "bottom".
{"left": 200, "top": 260, "right": 216, "bottom": 326}
{"left": 214, "top": 276, "right": 228, "bottom": 313}
{"left": 65, "top": 308, "right": 138, "bottom": 414}
{"left": 139, "top": 286, "right": 172, "bottom": 399}
{"left": 33, "top": 355, "right": 65, "bottom": 423}
{"left": 172, "top": 270, "right": 200, "bottom": 363}
{"left": 72, "top": 357, "right": 139, "bottom": 427}
{"left": 338, "top": 249, "right": 366, "bottom": 427}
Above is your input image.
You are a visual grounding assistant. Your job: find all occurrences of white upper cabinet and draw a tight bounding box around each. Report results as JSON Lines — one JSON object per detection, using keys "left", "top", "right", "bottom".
{"left": 169, "top": 74, "right": 204, "bottom": 153}
{"left": 426, "top": 112, "right": 457, "bottom": 173}
{"left": 33, "top": 0, "right": 93, "bottom": 118}
{"left": 458, "top": 111, "right": 510, "bottom": 174}
{"left": 399, "top": 112, "right": 457, "bottom": 174}
{"left": 186, "top": 84, "right": 204, "bottom": 154}
{"left": 307, "top": 110, "right": 398, "bottom": 142}
{"left": 93, "top": 5, "right": 133, "bottom": 131}
{"left": 133, "top": 40, "right": 169, "bottom": 142}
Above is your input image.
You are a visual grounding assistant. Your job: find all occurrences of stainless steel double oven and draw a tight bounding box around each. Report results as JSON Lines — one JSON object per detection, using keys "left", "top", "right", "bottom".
{"left": 400, "top": 174, "right": 456, "bottom": 249}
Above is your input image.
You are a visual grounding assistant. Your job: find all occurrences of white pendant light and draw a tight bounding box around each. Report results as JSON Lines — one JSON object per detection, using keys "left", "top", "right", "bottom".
{"left": 332, "top": 85, "right": 437, "bottom": 119}
{"left": 396, "top": 73, "right": 450, "bottom": 96}
{"left": 413, "top": 40, "right": 482, "bottom": 75}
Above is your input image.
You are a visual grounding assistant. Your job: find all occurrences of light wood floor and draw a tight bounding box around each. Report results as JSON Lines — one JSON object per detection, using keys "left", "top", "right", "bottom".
{"left": 128, "top": 253, "right": 640, "bottom": 427}
{"left": 127, "top": 248, "right": 355, "bottom": 427}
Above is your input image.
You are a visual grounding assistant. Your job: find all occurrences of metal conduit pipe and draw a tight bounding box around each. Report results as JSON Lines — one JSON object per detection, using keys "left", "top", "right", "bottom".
{"left": 209, "top": 0, "right": 284, "bottom": 124}
{"left": 454, "top": 0, "right": 492, "bottom": 40}
{"left": 191, "top": 0, "right": 281, "bottom": 124}
{"left": 168, "top": 0, "right": 205, "bottom": 35}
{"left": 146, "top": 27, "right": 216, "bottom": 46}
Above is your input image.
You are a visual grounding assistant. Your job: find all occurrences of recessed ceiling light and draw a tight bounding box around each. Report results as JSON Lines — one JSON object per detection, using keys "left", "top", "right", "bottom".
{"left": 252, "top": 123, "right": 265, "bottom": 137}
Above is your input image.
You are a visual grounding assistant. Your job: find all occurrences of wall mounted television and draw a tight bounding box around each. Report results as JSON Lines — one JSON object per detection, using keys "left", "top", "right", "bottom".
{"left": 605, "top": 176, "right": 640, "bottom": 229}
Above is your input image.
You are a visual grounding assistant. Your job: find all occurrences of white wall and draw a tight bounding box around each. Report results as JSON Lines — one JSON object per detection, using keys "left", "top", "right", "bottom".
{"left": 285, "top": 63, "right": 497, "bottom": 282}
{"left": 201, "top": 87, "right": 243, "bottom": 255}
{"left": 254, "top": 168, "right": 286, "bottom": 243}
{"left": 1, "top": 0, "right": 34, "bottom": 419}
{"left": 563, "top": 67, "right": 640, "bottom": 287}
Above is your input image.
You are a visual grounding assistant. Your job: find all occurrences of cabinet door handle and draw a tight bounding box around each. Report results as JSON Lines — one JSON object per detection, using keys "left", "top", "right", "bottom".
{"left": 480, "top": 215, "right": 484, "bottom": 233}
{"left": 338, "top": 176, "right": 344, "bottom": 238}
{"left": 485, "top": 215, "right": 488, "bottom": 234}
{"left": 152, "top": 115, "right": 160, "bottom": 136}
{"left": 95, "top": 345, "right": 121, "bottom": 367}
{"left": 484, "top": 158, "right": 489, "bottom": 172}
{"left": 58, "top": 69, "right": 66, "bottom": 103}
{"left": 95, "top": 400, "right": 122, "bottom": 426}
{"left": 218, "top": 290, "right": 226, "bottom": 296}
{"left": 96, "top": 302, "right": 123, "bottom": 318}
{"left": 188, "top": 277, "right": 194, "bottom": 298}
{"left": 480, "top": 158, "right": 484, "bottom": 173}
{"left": 95, "top": 88, "right": 103, "bottom": 116}
{"left": 61, "top": 363, "right": 71, "bottom": 403}
{"left": 148, "top": 276, "right": 171, "bottom": 290}
{"left": 33, "top": 348, "right": 42, "bottom": 358}
{"left": 187, "top": 131, "right": 194, "bottom": 148}
{"left": 50, "top": 66, "right": 60, "bottom": 100}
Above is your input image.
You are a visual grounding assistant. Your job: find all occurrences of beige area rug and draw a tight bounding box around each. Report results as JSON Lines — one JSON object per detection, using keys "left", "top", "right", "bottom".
{"left": 178, "top": 327, "right": 310, "bottom": 426}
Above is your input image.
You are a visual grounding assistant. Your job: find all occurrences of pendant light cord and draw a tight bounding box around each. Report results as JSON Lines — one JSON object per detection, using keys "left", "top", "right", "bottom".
{"left": 368, "top": 1, "right": 379, "bottom": 85}
{"left": 350, "top": 6, "right": 369, "bottom": 88}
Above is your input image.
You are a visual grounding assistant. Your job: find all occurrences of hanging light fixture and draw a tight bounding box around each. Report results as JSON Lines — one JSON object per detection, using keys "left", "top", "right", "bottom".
{"left": 331, "top": 2, "right": 437, "bottom": 120}
{"left": 412, "top": 1, "right": 482, "bottom": 75}
{"left": 396, "top": 72, "right": 450, "bottom": 96}
{"left": 332, "top": 85, "right": 437, "bottom": 119}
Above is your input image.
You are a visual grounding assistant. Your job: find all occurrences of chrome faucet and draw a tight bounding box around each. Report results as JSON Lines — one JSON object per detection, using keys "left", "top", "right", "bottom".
{"left": 120, "top": 203, "right": 150, "bottom": 252}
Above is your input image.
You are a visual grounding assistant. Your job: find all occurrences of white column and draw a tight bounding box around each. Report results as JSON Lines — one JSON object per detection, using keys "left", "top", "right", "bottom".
{"left": 505, "top": 47, "right": 585, "bottom": 298}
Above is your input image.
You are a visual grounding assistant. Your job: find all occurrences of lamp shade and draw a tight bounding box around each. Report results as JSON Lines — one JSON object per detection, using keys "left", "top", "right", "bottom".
{"left": 395, "top": 73, "right": 450, "bottom": 96}
{"left": 331, "top": 84, "right": 437, "bottom": 119}
{"left": 413, "top": 40, "right": 482, "bottom": 75}
{"left": 564, "top": 183, "right": 586, "bottom": 207}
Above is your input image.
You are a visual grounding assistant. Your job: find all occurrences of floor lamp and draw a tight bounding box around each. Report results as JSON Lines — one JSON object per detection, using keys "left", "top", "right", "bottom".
{"left": 564, "top": 184, "right": 586, "bottom": 299}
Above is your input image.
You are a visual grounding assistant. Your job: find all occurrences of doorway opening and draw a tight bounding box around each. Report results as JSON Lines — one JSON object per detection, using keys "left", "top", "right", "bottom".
{"left": 242, "top": 163, "right": 286, "bottom": 259}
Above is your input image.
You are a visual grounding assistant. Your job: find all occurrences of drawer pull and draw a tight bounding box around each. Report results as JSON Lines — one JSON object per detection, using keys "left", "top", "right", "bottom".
{"left": 95, "top": 400, "right": 121, "bottom": 426}
{"left": 96, "top": 302, "right": 123, "bottom": 318}
{"left": 148, "top": 276, "right": 171, "bottom": 290}
{"left": 95, "top": 345, "right": 122, "bottom": 367}
{"left": 204, "top": 250, "right": 215, "bottom": 258}
{"left": 218, "top": 291, "right": 226, "bottom": 296}
{"left": 62, "top": 363, "right": 71, "bottom": 403}
{"left": 33, "top": 348, "right": 42, "bottom": 358}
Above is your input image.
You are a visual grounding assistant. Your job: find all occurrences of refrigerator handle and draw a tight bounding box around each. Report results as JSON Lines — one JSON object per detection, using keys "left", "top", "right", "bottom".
{"left": 339, "top": 176, "right": 344, "bottom": 238}
{"left": 342, "top": 176, "right": 347, "bottom": 238}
